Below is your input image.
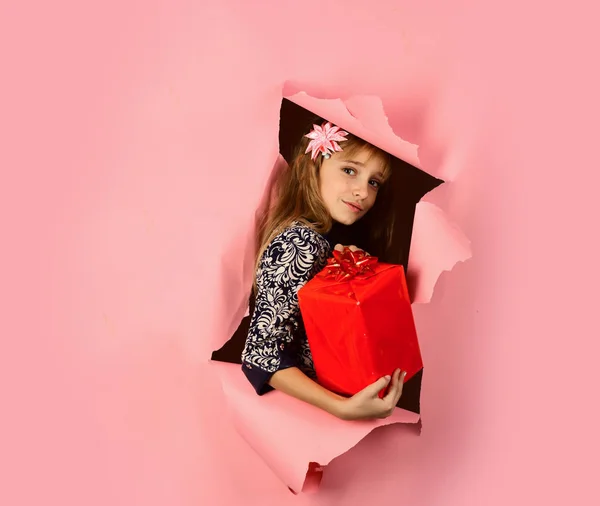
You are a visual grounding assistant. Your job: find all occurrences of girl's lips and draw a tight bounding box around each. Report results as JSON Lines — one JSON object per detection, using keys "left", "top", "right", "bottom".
{"left": 344, "top": 201, "right": 362, "bottom": 213}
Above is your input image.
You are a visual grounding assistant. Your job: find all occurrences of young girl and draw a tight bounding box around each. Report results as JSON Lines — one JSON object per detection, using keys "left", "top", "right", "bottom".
{"left": 241, "top": 120, "right": 407, "bottom": 421}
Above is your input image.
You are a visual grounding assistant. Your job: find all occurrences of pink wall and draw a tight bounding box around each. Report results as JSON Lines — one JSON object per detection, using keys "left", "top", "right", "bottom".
{"left": 2, "top": 0, "right": 599, "bottom": 504}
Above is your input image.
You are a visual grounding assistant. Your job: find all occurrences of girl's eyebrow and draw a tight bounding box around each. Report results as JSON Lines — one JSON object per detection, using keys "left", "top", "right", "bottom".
{"left": 341, "top": 159, "right": 365, "bottom": 166}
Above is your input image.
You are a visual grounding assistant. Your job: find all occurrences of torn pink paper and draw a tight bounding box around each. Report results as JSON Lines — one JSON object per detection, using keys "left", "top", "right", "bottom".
{"left": 287, "top": 91, "right": 421, "bottom": 170}
{"left": 213, "top": 362, "right": 419, "bottom": 494}
{"left": 212, "top": 90, "right": 471, "bottom": 493}
{"left": 407, "top": 201, "right": 472, "bottom": 303}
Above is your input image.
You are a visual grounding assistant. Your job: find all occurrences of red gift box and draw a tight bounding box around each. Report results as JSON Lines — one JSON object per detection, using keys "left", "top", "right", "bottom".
{"left": 297, "top": 248, "right": 423, "bottom": 397}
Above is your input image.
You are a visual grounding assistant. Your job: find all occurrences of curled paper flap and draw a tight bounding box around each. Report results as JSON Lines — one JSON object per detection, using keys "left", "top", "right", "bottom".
{"left": 285, "top": 91, "right": 421, "bottom": 170}
{"left": 213, "top": 362, "right": 419, "bottom": 493}
{"left": 408, "top": 201, "right": 472, "bottom": 303}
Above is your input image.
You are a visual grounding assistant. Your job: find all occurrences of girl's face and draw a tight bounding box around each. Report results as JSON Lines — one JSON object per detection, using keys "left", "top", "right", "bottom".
{"left": 318, "top": 147, "right": 386, "bottom": 225}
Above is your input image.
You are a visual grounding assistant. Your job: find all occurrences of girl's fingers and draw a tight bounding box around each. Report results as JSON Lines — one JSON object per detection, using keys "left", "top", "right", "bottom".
{"left": 391, "top": 368, "right": 400, "bottom": 386}
{"left": 334, "top": 244, "right": 362, "bottom": 252}
{"left": 395, "top": 371, "right": 406, "bottom": 404}
{"left": 383, "top": 370, "right": 400, "bottom": 402}
{"left": 333, "top": 244, "right": 375, "bottom": 257}
{"left": 364, "top": 376, "right": 391, "bottom": 398}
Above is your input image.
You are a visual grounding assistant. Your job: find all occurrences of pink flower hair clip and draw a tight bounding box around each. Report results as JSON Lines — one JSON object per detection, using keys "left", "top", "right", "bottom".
{"left": 304, "top": 122, "right": 349, "bottom": 161}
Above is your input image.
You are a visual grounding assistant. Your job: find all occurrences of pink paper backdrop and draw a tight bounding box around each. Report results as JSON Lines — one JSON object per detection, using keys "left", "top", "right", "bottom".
{"left": 2, "top": 1, "right": 599, "bottom": 505}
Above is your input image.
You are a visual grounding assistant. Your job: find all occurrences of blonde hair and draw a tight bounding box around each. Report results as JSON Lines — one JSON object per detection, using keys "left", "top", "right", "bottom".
{"left": 253, "top": 126, "right": 395, "bottom": 289}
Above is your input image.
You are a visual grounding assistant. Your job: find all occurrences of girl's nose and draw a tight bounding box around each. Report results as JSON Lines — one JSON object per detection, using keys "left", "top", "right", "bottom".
{"left": 352, "top": 182, "right": 369, "bottom": 199}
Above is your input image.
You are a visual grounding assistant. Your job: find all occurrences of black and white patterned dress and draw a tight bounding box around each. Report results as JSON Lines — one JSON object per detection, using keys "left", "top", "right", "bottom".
{"left": 241, "top": 221, "right": 332, "bottom": 395}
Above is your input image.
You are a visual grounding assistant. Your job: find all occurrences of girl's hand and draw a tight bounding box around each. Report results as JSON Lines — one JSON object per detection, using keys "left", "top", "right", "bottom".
{"left": 336, "top": 369, "right": 406, "bottom": 421}
{"left": 333, "top": 243, "right": 371, "bottom": 256}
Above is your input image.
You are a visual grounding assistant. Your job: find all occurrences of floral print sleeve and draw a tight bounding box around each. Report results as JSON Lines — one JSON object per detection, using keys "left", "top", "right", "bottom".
{"left": 241, "top": 223, "right": 331, "bottom": 395}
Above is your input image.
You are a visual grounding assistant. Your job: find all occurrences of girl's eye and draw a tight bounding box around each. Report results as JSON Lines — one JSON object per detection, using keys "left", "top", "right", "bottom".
{"left": 369, "top": 179, "right": 381, "bottom": 189}
{"left": 342, "top": 167, "right": 356, "bottom": 176}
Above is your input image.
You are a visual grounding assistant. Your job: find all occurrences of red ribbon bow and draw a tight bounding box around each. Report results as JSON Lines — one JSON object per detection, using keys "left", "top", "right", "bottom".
{"left": 319, "top": 247, "right": 378, "bottom": 281}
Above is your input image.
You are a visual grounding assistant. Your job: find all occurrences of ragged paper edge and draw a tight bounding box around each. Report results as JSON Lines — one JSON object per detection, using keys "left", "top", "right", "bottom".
{"left": 212, "top": 89, "right": 471, "bottom": 493}
{"left": 284, "top": 89, "right": 422, "bottom": 171}
{"left": 407, "top": 199, "right": 472, "bottom": 304}
{"left": 215, "top": 154, "right": 289, "bottom": 338}
{"left": 213, "top": 362, "right": 419, "bottom": 494}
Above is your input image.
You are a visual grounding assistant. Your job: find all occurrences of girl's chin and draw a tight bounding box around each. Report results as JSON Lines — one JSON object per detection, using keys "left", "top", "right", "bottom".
{"left": 332, "top": 214, "right": 361, "bottom": 226}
